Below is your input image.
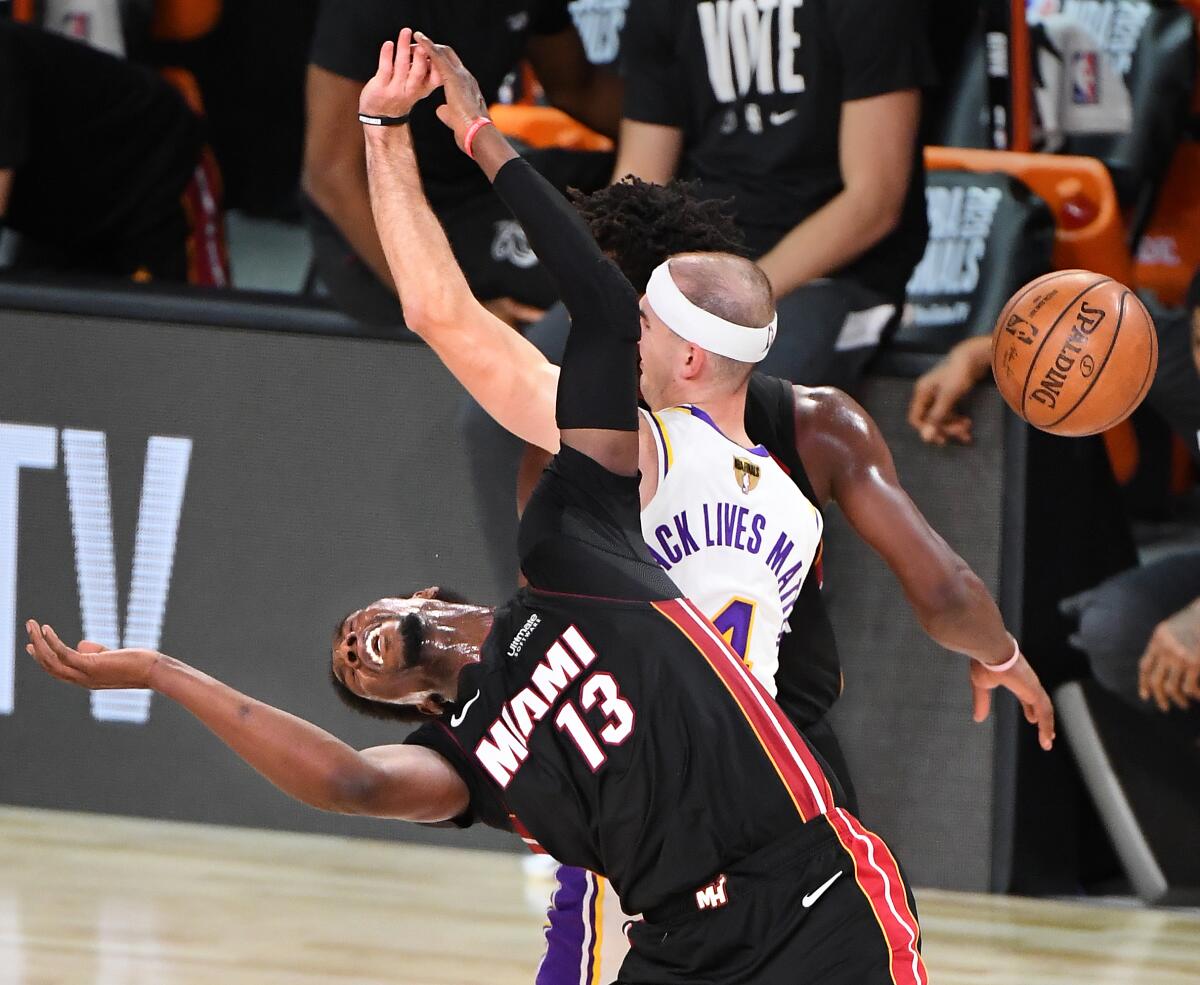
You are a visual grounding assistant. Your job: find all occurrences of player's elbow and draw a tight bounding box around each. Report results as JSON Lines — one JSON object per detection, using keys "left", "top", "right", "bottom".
{"left": 323, "top": 763, "right": 387, "bottom": 816}
{"left": 301, "top": 147, "right": 359, "bottom": 218}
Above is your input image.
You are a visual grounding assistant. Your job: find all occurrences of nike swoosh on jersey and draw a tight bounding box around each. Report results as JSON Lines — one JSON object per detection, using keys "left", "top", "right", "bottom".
{"left": 801, "top": 869, "right": 843, "bottom": 907}
{"left": 769, "top": 109, "right": 798, "bottom": 126}
{"left": 450, "top": 691, "right": 481, "bottom": 727}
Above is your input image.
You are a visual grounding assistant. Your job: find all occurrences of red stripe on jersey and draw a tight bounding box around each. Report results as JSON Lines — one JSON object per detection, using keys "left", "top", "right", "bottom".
{"left": 825, "top": 808, "right": 926, "bottom": 985}
{"left": 651, "top": 598, "right": 833, "bottom": 821}
{"left": 510, "top": 814, "right": 549, "bottom": 855}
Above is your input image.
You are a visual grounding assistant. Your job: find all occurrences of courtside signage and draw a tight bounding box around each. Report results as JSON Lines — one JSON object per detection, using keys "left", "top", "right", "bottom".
{"left": 0, "top": 422, "right": 191, "bottom": 723}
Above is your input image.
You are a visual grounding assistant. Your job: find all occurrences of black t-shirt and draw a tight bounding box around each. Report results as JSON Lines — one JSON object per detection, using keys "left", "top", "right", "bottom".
{"left": 407, "top": 445, "right": 840, "bottom": 915}
{"left": 622, "top": 0, "right": 934, "bottom": 300}
{"left": 309, "top": 0, "right": 573, "bottom": 210}
{"left": 0, "top": 21, "right": 203, "bottom": 255}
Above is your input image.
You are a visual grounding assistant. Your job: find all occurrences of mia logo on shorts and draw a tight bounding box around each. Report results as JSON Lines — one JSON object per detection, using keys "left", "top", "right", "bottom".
{"left": 695, "top": 873, "right": 729, "bottom": 910}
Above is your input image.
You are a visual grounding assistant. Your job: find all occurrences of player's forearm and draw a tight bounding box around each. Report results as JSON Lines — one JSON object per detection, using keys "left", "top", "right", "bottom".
{"left": 756, "top": 187, "right": 901, "bottom": 298}
{"left": 364, "top": 126, "right": 561, "bottom": 451}
{"left": 909, "top": 558, "right": 1015, "bottom": 665}
{"left": 364, "top": 126, "right": 477, "bottom": 330}
{"left": 147, "top": 656, "right": 382, "bottom": 814}
{"left": 0, "top": 167, "right": 12, "bottom": 218}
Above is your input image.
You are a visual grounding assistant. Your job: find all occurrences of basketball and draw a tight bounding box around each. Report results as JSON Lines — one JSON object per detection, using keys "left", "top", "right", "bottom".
{"left": 990, "top": 270, "right": 1158, "bottom": 436}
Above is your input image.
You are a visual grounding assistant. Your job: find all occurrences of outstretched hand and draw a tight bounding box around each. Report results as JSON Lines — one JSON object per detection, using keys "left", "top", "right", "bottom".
{"left": 413, "top": 33, "right": 490, "bottom": 152}
{"left": 969, "top": 650, "right": 1056, "bottom": 750}
{"left": 359, "top": 27, "right": 442, "bottom": 124}
{"left": 25, "top": 621, "right": 160, "bottom": 691}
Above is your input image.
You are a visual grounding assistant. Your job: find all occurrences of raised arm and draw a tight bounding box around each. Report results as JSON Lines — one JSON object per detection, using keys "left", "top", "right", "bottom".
{"left": 420, "top": 34, "right": 642, "bottom": 477}
{"left": 795, "top": 389, "right": 1055, "bottom": 750}
{"left": 359, "top": 31, "right": 560, "bottom": 453}
{"left": 25, "top": 622, "right": 469, "bottom": 822}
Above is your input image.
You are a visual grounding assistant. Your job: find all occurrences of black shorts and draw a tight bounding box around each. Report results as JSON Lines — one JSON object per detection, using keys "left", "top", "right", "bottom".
{"left": 619, "top": 811, "right": 926, "bottom": 985}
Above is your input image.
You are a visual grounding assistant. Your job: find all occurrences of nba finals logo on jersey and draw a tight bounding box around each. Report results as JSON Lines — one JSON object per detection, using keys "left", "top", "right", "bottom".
{"left": 733, "top": 456, "right": 761, "bottom": 494}
{"left": 695, "top": 874, "right": 729, "bottom": 910}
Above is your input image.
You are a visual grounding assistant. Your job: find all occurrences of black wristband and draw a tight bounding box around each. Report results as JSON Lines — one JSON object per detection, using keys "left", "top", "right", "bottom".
{"left": 358, "top": 112, "right": 410, "bottom": 127}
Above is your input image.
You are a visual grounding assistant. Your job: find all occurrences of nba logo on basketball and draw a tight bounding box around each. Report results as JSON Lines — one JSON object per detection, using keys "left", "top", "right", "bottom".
{"left": 1071, "top": 51, "right": 1100, "bottom": 105}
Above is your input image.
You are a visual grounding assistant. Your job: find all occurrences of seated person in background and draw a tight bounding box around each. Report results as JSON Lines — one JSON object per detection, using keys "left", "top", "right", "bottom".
{"left": 909, "top": 272, "right": 1200, "bottom": 752}
{"left": 0, "top": 19, "right": 226, "bottom": 285}
{"left": 607, "top": 0, "right": 933, "bottom": 389}
{"left": 460, "top": 0, "right": 933, "bottom": 589}
{"left": 909, "top": 271, "right": 1200, "bottom": 452}
{"left": 302, "top": 0, "right": 621, "bottom": 332}
{"left": 1062, "top": 272, "right": 1200, "bottom": 751}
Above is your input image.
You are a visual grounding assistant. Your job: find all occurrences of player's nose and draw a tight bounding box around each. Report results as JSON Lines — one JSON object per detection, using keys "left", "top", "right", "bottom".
{"left": 341, "top": 633, "right": 360, "bottom": 665}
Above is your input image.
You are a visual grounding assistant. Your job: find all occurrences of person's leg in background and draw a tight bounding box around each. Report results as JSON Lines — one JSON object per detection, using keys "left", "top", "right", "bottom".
{"left": 762, "top": 279, "right": 899, "bottom": 390}
{"left": 1061, "top": 550, "right": 1200, "bottom": 746}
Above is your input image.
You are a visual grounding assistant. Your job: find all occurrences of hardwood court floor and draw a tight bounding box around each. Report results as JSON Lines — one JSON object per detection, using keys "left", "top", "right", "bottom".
{"left": 0, "top": 807, "right": 1196, "bottom": 985}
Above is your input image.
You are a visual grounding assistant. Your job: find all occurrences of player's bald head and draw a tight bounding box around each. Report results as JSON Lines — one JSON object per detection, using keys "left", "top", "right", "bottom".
{"left": 667, "top": 253, "right": 775, "bottom": 331}
{"left": 666, "top": 253, "right": 775, "bottom": 383}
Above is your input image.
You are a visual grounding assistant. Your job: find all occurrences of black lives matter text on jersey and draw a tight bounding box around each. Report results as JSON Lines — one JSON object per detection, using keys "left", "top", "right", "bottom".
{"left": 474, "top": 626, "right": 636, "bottom": 786}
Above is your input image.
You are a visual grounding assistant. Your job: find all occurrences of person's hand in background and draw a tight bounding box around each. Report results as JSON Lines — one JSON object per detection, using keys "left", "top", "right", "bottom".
{"left": 1138, "top": 599, "right": 1200, "bottom": 712}
{"left": 907, "top": 335, "right": 991, "bottom": 445}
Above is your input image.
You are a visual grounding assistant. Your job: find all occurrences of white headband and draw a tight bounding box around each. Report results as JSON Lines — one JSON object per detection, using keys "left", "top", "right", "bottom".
{"left": 644, "top": 260, "right": 777, "bottom": 363}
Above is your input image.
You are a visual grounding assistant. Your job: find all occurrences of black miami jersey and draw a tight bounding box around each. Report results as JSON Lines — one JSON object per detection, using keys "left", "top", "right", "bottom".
{"left": 407, "top": 444, "right": 841, "bottom": 916}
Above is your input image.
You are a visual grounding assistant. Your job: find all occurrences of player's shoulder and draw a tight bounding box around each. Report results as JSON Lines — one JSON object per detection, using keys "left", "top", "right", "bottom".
{"left": 790, "top": 384, "right": 874, "bottom": 444}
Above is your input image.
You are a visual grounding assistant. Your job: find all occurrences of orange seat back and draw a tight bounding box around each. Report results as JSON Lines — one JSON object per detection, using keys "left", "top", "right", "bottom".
{"left": 925, "top": 146, "right": 1134, "bottom": 285}
{"left": 152, "top": 0, "right": 221, "bottom": 42}
{"left": 490, "top": 104, "right": 613, "bottom": 153}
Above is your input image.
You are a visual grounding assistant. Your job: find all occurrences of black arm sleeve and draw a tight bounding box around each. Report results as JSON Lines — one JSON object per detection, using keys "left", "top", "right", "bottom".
{"left": 491, "top": 157, "right": 641, "bottom": 433}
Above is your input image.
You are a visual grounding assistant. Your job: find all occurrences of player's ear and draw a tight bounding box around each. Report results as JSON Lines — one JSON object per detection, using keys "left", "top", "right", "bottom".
{"left": 682, "top": 344, "right": 704, "bottom": 379}
{"left": 416, "top": 692, "right": 446, "bottom": 717}
{"left": 412, "top": 586, "right": 440, "bottom": 599}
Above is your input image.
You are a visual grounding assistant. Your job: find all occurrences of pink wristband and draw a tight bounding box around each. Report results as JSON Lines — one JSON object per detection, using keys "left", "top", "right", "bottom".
{"left": 979, "top": 638, "right": 1021, "bottom": 673}
{"left": 463, "top": 117, "right": 493, "bottom": 159}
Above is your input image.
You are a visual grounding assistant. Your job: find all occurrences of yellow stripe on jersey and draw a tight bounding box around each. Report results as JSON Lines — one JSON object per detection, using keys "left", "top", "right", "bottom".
{"left": 650, "top": 412, "right": 674, "bottom": 475}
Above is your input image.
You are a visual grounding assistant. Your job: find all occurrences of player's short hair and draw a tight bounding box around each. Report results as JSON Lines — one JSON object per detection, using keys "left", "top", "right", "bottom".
{"left": 667, "top": 253, "right": 774, "bottom": 386}
{"left": 571, "top": 176, "right": 748, "bottom": 292}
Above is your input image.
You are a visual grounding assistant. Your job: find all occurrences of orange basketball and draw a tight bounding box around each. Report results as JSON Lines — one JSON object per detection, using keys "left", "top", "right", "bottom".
{"left": 990, "top": 270, "right": 1158, "bottom": 436}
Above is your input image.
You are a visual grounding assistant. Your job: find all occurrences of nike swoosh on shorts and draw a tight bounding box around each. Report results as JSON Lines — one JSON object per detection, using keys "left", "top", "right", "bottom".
{"left": 802, "top": 869, "right": 844, "bottom": 908}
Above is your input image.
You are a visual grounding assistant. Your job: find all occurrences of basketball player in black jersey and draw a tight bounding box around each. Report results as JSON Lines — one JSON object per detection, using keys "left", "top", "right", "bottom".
{"left": 26, "top": 32, "right": 931, "bottom": 983}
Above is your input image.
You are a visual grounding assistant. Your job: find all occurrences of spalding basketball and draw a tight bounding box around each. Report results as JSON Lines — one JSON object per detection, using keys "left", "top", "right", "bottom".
{"left": 990, "top": 270, "right": 1158, "bottom": 436}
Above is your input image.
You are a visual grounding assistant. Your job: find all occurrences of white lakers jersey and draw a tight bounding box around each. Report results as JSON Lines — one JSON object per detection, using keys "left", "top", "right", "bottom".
{"left": 640, "top": 405, "right": 823, "bottom": 695}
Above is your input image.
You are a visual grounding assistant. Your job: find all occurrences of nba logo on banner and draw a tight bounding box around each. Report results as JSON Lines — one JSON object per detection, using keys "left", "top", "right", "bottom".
{"left": 61, "top": 13, "right": 91, "bottom": 39}
{"left": 1072, "top": 51, "right": 1101, "bottom": 105}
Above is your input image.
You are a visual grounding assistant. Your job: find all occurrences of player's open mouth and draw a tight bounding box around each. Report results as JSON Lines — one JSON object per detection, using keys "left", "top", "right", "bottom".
{"left": 364, "top": 626, "right": 385, "bottom": 665}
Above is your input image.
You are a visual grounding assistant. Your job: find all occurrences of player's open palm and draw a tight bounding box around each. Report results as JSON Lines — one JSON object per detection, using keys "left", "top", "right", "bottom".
{"left": 359, "top": 27, "right": 441, "bottom": 122}
{"left": 25, "top": 621, "right": 159, "bottom": 690}
{"left": 969, "top": 652, "right": 1056, "bottom": 751}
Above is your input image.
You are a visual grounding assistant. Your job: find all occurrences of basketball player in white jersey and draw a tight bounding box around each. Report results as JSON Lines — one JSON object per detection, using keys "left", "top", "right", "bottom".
{"left": 358, "top": 35, "right": 1054, "bottom": 983}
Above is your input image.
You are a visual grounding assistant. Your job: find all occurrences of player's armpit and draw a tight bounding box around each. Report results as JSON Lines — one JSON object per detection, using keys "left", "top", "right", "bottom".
{"left": 351, "top": 744, "right": 472, "bottom": 822}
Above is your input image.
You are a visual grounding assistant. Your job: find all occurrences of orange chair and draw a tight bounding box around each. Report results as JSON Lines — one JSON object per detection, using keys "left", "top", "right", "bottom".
{"left": 925, "top": 146, "right": 1135, "bottom": 285}
{"left": 151, "top": 0, "right": 220, "bottom": 42}
{"left": 490, "top": 61, "right": 613, "bottom": 153}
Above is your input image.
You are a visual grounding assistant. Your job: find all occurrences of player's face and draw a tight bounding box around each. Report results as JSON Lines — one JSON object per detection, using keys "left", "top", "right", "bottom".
{"left": 331, "top": 592, "right": 493, "bottom": 715}
{"left": 638, "top": 299, "right": 690, "bottom": 409}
